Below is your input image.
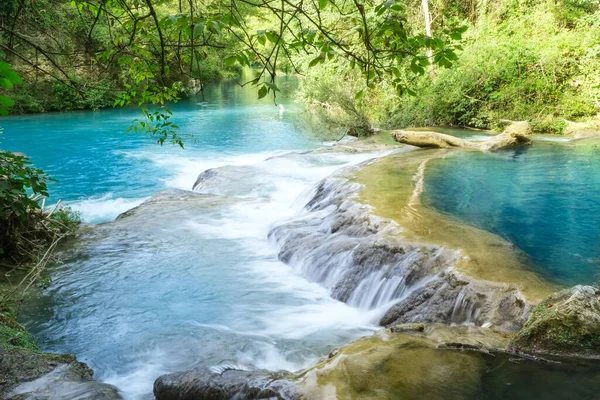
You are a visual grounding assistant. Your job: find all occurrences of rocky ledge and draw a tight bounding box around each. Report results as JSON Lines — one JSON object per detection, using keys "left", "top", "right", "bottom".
{"left": 510, "top": 285, "right": 600, "bottom": 358}
{"left": 155, "top": 322, "right": 600, "bottom": 399}
{"left": 0, "top": 320, "right": 121, "bottom": 399}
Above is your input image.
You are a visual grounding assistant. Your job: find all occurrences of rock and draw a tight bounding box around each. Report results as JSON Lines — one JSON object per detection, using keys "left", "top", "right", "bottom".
{"left": 0, "top": 346, "right": 121, "bottom": 400}
{"left": 572, "top": 129, "right": 600, "bottom": 140}
{"left": 509, "top": 285, "right": 600, "bottom": 358}
{"left": 391, "top": 121, "right": 532, "bottom": 151}
{"left": 9, "top": 364, "right": 122, "bottom": 400}
{"left": 269, "top": 174, "right": 538, "bottom": 331}
{"left": 298, "top": 324, "right": 509, "bottom": 400}
{"left": 154, "top": 367, "right": 298, "bottom": 400}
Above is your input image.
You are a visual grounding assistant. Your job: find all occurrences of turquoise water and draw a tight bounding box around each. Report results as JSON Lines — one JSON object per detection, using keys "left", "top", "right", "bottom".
{"left": 0, "top": 78, "right": 312, "bottom": 222}
{"left": 425, "top": 139, "right": 600, "bottom": 285}
{"left": 4, "top": 80, "right": 387, "bottom": 399}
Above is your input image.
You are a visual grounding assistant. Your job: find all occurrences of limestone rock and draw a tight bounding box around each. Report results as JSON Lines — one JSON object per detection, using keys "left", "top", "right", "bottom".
{"left": 510, "top": 285, "right": 600, "bottom": 358}
{"left": 297, "top": 324, "right": 508, "bottom": 400}
{"left": 8, "top": 364, "right": 122, "bottom": 400}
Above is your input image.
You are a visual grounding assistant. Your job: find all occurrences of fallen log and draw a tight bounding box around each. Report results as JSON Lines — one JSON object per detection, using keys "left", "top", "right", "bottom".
{"left": 391, "top": 121, "right": 533, "bottom": 151}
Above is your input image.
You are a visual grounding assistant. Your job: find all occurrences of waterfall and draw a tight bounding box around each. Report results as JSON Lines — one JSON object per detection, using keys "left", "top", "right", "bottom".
{"left": 450, "top": 289, "right": 482, "bottom": 326}
{"left": 269, "top": 176, "right": 456, "bottom": 318}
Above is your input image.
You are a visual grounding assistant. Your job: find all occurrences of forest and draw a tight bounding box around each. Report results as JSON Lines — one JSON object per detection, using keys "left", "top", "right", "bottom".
{"left": 1, "top": 0, "right": 600, "bottom": 399}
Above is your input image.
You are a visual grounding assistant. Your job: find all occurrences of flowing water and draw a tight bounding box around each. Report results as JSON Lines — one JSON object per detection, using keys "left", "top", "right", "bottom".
{"left": 2, "top": 80, "right": 390, "bottom": 399}
{"left": 3, "top": 90, "right": 600, "bottom": 399}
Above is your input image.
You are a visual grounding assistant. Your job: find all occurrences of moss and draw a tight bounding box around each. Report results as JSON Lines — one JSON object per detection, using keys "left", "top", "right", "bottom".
{"left": 511, "top": 286, "right": 600, "bottom": 357}
{"left": 0, "top": 323, "right": 40, "bottom": 352}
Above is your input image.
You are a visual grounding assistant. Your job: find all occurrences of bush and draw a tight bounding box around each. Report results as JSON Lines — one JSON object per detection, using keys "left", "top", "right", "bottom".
{"left": 0, "top": 151, "right": 79, "bottom": 268}
{"left": 296, "top": 66, "right": 379, "bottom": 138}
{"left": 380, "top": 1, "right": 600, "bottom": 132}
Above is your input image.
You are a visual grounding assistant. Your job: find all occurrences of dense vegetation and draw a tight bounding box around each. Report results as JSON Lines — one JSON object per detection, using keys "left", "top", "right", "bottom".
{"left": 0, "top": 0, "right": 597, "bottom": 134}
{"left": 299, "top": 0, "right": 600, "bottom": 134}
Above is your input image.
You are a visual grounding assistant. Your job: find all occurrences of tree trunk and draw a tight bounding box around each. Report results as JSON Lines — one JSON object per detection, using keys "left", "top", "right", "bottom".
{"left": 421, "top": 0, "right": 435, "bottom": 78}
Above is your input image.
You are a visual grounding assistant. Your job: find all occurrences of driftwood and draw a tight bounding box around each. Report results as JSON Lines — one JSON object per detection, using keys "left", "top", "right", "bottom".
{"left": 391, "top": 121, "right": 533, "bottom": 151}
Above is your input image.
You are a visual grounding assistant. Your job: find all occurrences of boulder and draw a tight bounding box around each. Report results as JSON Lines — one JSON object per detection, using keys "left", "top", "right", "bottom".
{"left": 154, "top": 367, "right": 298, "bottom": 400}
{"left": 8, "top": 364, "right": 122, "bottom": 400}
{"left": 0, "top": 347, "right": 121, "bottom": 400}
{"left": 391, "top": 121, "right": 532, "bottom": 151}
{"left": 509, "top": 285, "right": 600, "bottom": 358}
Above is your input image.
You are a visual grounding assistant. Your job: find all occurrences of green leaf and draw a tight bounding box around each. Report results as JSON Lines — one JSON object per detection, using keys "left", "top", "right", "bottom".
{"left": 308, "top": 57, "right": 321, "bottom": 68}
{"left": 266, "top": 31, "right": 279, "bottom": 44}
{"left": 319, "top": 0, "right": 328, "bottom": 10}
{"left": 355, "top": 90, "right": 364, "bottom": 100}
{"left": 0, "top": 78, "right": 13, "bottom": 89}
{"left": 224, "top": 56, "right": 238, "bottom": 66}
{"left": 265, "top": 82, "right": 280, "bottom": 92}
{"left": 0, "top": 106, "right": 8, "bottom": 116}
{"left": 450, "top": 32, "right": 462, "bottom": 40}
{"left": 0, "top": 61, "right": 10, "bottom": 71}
{"left": 0, "top": 95, "right": 15, "bottom": 107}
{"left": 257, "top": 85, "right": 268, "bottom": 99}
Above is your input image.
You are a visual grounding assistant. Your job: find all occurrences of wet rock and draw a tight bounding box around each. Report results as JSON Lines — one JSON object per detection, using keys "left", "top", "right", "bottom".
{"left": 9, "top": 364, "right": 122, "bottom": 400}
{"left": 380, "top": 270, "right": 531, "bottom": 331}
{"left": 510, "top": 285, "right": 600, "bottom": 358}
{"left": 298, "top": 324, "right": 509, "bottom": 400}
{"left": 154, "top": 367, "right": 298, "bottom": 400}
{"left": 391, "top": 121, "right": 532, "bottom": 151}
{"left": 269, "top": 174, "right": 535, "bottom": 330}
{"left": 0, "top": 347, "right": 121, "bottom": 400}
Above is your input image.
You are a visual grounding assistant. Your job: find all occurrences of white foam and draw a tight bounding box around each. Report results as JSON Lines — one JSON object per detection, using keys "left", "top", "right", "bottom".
{"left": 67, "top": 194, "right": 147, "bottom": 223}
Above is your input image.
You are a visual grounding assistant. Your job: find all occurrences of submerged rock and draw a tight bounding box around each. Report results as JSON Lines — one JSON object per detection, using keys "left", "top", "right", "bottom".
{"left": 154, "top": 367, "right": 298, "bottom": 400}
{"left": 510, "top": 285, "right": 600, "bottom": 358}
{"left": 391, "top": 121, "right": 532, "bottom": 151}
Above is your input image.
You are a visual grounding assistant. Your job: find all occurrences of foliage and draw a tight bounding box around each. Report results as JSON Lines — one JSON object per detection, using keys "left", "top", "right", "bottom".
{"left": 1, "top": 0, "right": 463, "bottom": 119}
{"left": 0, "top": 151, "right": 52, "bottom": 221}
{"left": 0, "top": 61, "right": 22, "bottom": 116}
{"left": 298, "top": 0, "right": 600, "bottom": 133}
{"left": 0, "top": 61, "right": 80, "bottom": 270}
{"left": 0, "top": 150, "right": 80, "bottom": 267}
{"left": 126, "top": 108, "right": 186, "bottom": 147}
{"left": 382, "top": 0, "right": 600, "bottom": 131}
{"left": 297, "top": 65, "right": 388, "bottom": 137}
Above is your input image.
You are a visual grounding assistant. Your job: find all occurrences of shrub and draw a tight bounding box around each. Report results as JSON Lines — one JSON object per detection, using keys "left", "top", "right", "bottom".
{"left": 0, "top": 151, "right": 79, "bottom": 268}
